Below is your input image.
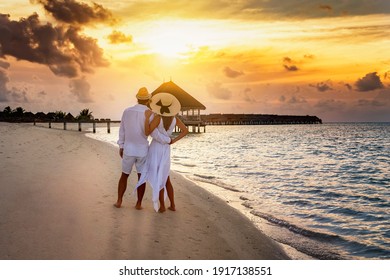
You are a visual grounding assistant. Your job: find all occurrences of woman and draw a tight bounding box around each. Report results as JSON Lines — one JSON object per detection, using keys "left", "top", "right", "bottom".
{"left": 137, "top": 92, "right": 188, "bottom": 212}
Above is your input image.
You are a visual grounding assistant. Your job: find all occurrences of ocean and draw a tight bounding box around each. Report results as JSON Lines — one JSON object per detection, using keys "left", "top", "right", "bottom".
{"left": 87, "top": 122, "right": 390, "bottom": 260}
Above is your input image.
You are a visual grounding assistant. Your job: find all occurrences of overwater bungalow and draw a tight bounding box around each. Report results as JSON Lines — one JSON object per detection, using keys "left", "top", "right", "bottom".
{"left": 152, "top": 80, "right": 207, "bottom": 132}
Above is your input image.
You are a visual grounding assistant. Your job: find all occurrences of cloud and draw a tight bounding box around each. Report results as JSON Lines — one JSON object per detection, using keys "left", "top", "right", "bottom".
{"left": 116, "top": 0, "right": 390, "bottom": 21}
{"left": 10, "top": 87, "right": 29, "bottom": 103}
{"left": 279, "top": 93, "right": 306, "bottom": 104}
{"left": 278, "top": 88, "right": 306, "bottom": 104}
{"left": 37, "top": 90, "right": 47, "bottom": 97}
{"left": 69, "top": 77, "right": 94, "bottom": 103}
{"left": 355, "top": 72, "right": 384, "bottom": 91}
{"left": 310, "top": 81, "right": 333, "bottom": 92}
{"left": 32, "top": 0, "right": 117, "bottom": 25}
{"left": 207, "top": 82, "right": 232, "bottom": 100}
{"left": 223, "top": 66, "right": 244, "bottom": 78}
{"left": 107, "top": 30, "right": 133, "bottom": 44}
{"left": 243, "top": 0, "right": 390, "bottom": 18}
{"left": 0, "top": 69, "right": 28, "bottom": 102}
{"left": 319, "top": 4, "right": 333, "bottom": 12}
{"left": 304, "top": 54, "right": 315, "bottom": 59}
{"left": 0, "top": 70, "right": 10, "bottom": 102}
{"left": 345, "top": 83, "right": 352, "bottom": 90}
{"left": 287, "top": 95, "right": 307, "bottom": 104}
{"left": 284, "top": 65, "right": 299, "bottom": 71}
{"left": 0, "top": 13, "right": 109, "bottom": 79}
{"left": 242, "top": 87, "right": 256, "bottom": 102}
{"left": 283, "top": 57, "right": 299, "bottom": 71}
{"left": 357, "top": 99, "right": 385, "bottom": 107}
{"left": 314, "top": 99, "right": 346, "bottom": 111}
{"left": 0, "top": 60, "right": 10, "bottom": 69}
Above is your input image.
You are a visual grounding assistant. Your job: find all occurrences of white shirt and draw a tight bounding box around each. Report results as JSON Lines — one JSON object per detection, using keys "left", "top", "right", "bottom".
{"left": 117, "top": 104, "right": 171, "bottom": 157}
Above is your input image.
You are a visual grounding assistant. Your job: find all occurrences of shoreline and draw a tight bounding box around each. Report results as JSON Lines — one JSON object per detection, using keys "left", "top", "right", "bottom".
{"left": 0, "top": 123, "right": 290, "bottom": 260}
{"left": 179, "top": 173, "right": 315, "bottom": 260}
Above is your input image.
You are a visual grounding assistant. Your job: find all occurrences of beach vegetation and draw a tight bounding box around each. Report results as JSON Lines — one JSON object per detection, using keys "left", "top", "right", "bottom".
{"left": 0, "top": 106, "right": 96, "bottom": 123}
{"left": 12, "top": 107, "right": 25, "bottom": 117}
{"left": 54, "top": 111, "right": 67, "bottom": 120}
{"left": 3, "top": 106, "right": 12, "bottom": 116}
{"left": 76, "top": 108, "right": 94, "bottom": 121}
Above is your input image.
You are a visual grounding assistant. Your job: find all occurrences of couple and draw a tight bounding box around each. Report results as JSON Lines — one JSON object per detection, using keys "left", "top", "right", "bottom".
{"left": 114, "top": 87, "right": 188, "bottom": 212}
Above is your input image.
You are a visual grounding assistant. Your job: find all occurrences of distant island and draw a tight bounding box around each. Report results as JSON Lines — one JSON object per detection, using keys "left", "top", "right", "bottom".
{"left": 0, "top": 106, "right": 105, "bottom": 122}
{"left": 201, "top": 113, "right": 322, "bottom": 125}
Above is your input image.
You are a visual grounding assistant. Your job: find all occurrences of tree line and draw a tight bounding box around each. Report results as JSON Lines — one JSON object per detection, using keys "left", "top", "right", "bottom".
{"left": 0, "top": 106, "right": 99, "bottom": 122}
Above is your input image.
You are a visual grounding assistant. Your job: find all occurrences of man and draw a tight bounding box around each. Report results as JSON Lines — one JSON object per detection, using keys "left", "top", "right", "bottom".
{"left": 114, "top": 87, "right": 171, "bottom": 209}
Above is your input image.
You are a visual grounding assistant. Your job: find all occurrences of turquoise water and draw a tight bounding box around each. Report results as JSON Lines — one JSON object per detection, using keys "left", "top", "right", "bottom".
{"left": 88, "top": 123, "right": 390, "bottom": 260}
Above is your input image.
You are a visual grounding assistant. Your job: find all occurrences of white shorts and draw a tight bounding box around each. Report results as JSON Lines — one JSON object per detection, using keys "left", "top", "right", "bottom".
{"left": 121, "top": 154, "right": 147, "bottom": 175}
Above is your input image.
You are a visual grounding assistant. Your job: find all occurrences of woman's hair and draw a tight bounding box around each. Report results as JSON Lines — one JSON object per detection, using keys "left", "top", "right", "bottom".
{"left": 162, "top": 116, "right": 174, "bottom": 131}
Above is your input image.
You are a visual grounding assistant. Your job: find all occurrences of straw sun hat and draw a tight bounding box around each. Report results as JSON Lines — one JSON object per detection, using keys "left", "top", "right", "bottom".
{"left": 136, "top": 87, "right": 151, "bottom": 100}
{"left": 150, "top": 92, "right": 181, "bottom": 116}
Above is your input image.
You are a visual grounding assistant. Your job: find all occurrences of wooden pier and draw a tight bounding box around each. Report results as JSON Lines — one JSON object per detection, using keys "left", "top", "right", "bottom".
{"left": 33, "top": 120, "right": 118, "bottom": 133}
{"left": 178, "top": 119, "right": 206, "bottom": 133}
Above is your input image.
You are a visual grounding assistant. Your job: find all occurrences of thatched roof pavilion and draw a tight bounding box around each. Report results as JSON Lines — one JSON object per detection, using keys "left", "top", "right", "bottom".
{"left": 151, "top": 80, "right": 206, "bottom": 111}
{"left": 151, "top": 80, "right": 206, "bottom": 132}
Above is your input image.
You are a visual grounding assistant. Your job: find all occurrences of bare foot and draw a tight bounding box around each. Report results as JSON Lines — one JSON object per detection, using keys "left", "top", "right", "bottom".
{"left": 135, "top": 201, "right": 143, "bottom": 210}
{"left": 168, "top": 206, "right": 176, "bottom": 211}
{"left": 158, "top": 207, "right": 166, "bottom": 213}
{"left": 114, "top": 202, "right": 121, "bottom": 208}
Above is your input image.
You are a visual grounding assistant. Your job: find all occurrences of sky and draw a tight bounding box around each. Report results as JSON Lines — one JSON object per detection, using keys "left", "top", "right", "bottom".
{"left": 0, "top": 0, "right": 389, "bottom": 122}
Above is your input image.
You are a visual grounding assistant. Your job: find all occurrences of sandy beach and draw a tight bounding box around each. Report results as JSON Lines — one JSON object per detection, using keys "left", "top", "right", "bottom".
{"left": 0, "top": 122, "right": 289, "bottom": 260}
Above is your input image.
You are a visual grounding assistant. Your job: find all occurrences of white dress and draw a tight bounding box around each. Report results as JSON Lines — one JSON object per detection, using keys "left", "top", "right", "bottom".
{"left": 136, "top": 117, "right": 176, "bottom": 211}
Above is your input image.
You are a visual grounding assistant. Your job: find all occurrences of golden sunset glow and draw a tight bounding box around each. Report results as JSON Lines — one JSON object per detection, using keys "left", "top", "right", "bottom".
{"left": 137, "top": 20, "right": 203, "bottom": 58}
{"left": 1, "top": 0, "right": 389, "bottom": 121}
